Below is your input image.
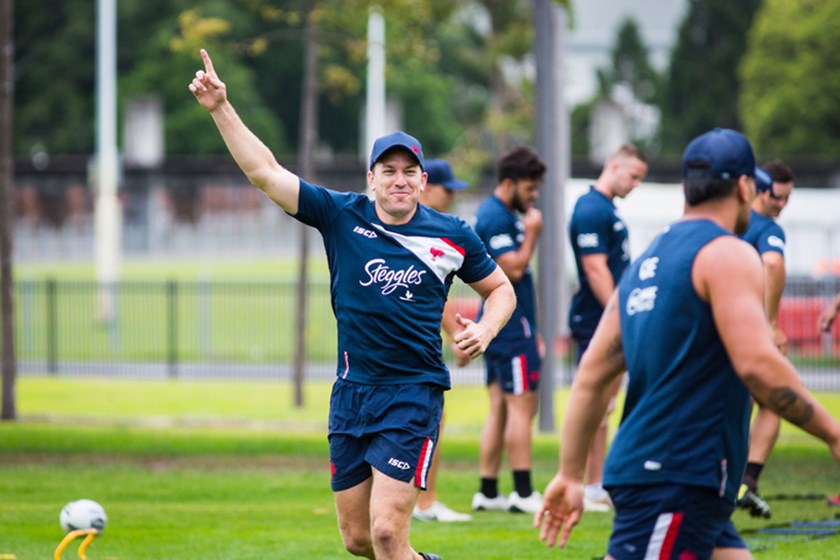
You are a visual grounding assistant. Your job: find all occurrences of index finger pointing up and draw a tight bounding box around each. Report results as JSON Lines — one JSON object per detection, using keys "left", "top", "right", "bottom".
{"left": 200, "top": 48, "right": 215, "bottom": 75}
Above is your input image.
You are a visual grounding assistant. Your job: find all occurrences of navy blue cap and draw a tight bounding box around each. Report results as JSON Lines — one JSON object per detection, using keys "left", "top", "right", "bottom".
{"left": 755, "top": 167, "right": 773, "bottom": 194}
{"left": 425, "top": 159, "right": 468, "bottom": 191}
{"left": 681, "top": 128, "right": 755, "bottom": 180}
{"left": 369, "top": 131, "right": 425, "bottom": 170}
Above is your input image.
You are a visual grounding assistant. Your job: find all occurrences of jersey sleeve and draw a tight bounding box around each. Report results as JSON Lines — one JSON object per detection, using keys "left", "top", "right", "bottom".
{"left": 570, "top": 203, "right": 613, "bottom": 256}
{"left": 756, "top": 222, "right": 786, "bottom": 257}
{"left": 456, "top": 219, "right": 499, "bottom": 284}
{"left": 292, "top": 179, "right": 355, "bottom": 231}
{"left": 475, "top": 209, "right": 517, "bottom": 260}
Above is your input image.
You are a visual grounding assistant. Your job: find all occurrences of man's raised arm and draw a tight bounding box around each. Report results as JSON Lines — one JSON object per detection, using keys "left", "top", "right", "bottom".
{"left": 188, "top": 48, "right": 300, "bottom": 214}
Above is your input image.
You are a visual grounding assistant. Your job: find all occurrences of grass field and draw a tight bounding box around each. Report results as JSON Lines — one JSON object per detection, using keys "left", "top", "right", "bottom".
{"left": 2, "top": 377, "right": 840, "bottom": 559}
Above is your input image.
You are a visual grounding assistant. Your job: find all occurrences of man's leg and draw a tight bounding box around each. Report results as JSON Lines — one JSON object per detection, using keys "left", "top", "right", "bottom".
{"left": 737, "top": 405, "right": 780, "bottom": 518}
{"left": 474, "top": 381, "right": 508, "bottom": 510}
{"left": 334, "top": 477, "right": 375, "bottom": 559}
{"left": 746, "top": 405, "right": 781, "bottom": 480}
{"left": 711, "top": 548, "right": 754, "bottom": 560}
{"left": 504, "top": 390, "right": 541, "bottom": 512}
{"left": 584, "top": 374, "right": 622, "bottom": 511}
{"left": 369, "top": 468, "right": 424, "bottom": 559}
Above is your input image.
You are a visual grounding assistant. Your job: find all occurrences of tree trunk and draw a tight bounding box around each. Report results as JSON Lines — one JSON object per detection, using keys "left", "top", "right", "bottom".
{"left": 0, "top": 0, "right": 17, "bottom": 421}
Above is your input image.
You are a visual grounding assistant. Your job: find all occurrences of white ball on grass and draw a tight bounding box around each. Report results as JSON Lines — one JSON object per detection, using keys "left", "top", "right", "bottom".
{"left": 59, "top": 499, "right": 107, "bottom": 533}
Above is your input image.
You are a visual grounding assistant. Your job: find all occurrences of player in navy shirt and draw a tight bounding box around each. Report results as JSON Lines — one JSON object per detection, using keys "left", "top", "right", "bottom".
{"left": 537, "top": 128, "right": 840, "bottom": 559}
{"left": 471, "top": 147, "right": 547, "bottom": 515}
{"left": 190, "top": 50, "right": 515, "bottom": 560}
{"left": 736, "top": 160, "right": 796, "bottom": 519}
{"left": 567, "top": 144, "right": 647, "bottom": 511}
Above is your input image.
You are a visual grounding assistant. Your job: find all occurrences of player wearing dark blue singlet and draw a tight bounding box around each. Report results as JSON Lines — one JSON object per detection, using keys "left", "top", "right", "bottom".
{"left": 190, "top": 50, "right": 516, "bottom": 560}
{"left": 567, "top": 144, "right": 647, "bottom": 511}
{"left": 537, "top": 129, "right": 840, "bottom": 560}
{"left": 736, "top": 161, "right": 796, "bottom": 519}
{"left": 472, "top": 147, "right": 547, "bottom": 515}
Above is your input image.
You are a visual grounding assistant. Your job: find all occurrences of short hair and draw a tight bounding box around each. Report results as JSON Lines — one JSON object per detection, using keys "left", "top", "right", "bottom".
{"left": 610, "top": 144, "right": 647, "bottom": 165}
{"left": 762, "top": 159, "right": 794, "bottom": 183}
{"left": 497, "top": 146, "right": 547, "bottom": 183}
{"left": 683, "top": 159, "right": 738, "bottom": 206}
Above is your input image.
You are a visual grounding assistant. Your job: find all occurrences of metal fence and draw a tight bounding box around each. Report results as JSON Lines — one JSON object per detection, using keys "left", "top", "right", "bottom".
{"left": 14, "top": 276, "right": 840, "bottom": 389}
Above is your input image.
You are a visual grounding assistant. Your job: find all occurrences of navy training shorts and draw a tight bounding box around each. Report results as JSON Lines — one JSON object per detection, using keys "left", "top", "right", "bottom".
{"left": 606, "top": 484, "right": 746, "bottom": 560}
{"left": 328, "top": 377, "right": 443, "bottom": 492}
{"left": 484, "top": 336, "right": 541, "bottom": 395}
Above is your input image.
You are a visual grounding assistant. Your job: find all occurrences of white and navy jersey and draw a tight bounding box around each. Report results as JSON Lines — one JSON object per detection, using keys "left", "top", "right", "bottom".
{"left": 741, "top": 210, "right": 786, "bottom": 257}
{"left": 606, "top": 219, "right": 752, "bottom": 503}
{"left": 293, "top": 179, "right": 497, "bottom": 388}
{"left": 473, "top": 195, "right": 537, "bottom": 347}
{"left": 568, "top": 186, "right": 631, "bottom": 338}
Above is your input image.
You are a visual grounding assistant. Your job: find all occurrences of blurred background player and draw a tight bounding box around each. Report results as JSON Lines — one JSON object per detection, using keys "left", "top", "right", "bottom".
{"left": 189, "top": 49, "right": 516, "bottom": 560}
{"left": 471, "top": 147, "right": 547, "bottom": 514}
{"left": 736, "top": 160, "right": 796, "bottom": 519}
{"left": 413, "top": 159, "right": 472, "bottom": 523}
{"left": 567, "top": 144, "right": 647, "bottom": 511}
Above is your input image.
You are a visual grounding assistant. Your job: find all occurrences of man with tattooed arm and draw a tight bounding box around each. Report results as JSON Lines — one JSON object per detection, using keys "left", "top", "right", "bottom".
{"left": 535, "top": 128, "right": 840, "bottom": 560}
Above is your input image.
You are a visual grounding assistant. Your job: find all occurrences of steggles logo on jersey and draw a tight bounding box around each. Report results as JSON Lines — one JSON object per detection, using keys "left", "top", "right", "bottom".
{"left": 429, "top": 247, "right": 445, "bottom": 261}
{"left": 360, "top": 258, "right": 427, "bottom": 295}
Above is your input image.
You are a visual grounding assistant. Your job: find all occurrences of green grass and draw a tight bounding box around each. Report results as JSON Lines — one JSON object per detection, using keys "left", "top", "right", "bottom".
{"left": 2, "top": 378, "right": 840, "bottom": 559}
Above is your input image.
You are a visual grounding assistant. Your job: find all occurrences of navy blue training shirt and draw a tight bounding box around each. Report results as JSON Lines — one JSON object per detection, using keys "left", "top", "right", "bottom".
{"left": 741, "top": 209, "right": 786, "bottom": 257}
{"left": 293, "top": 179, "right": 498, "bottom": 388}
{"left": 606, "top": 219, "right": 752, "bottom": 503}
{"left": 568, "top": 186, "right": 631, "bottom": 339}
{"left": 473, "top": 195, "right": 537, "bottom": 347}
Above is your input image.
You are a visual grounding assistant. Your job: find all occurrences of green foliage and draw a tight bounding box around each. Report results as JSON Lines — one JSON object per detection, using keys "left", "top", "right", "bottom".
{"left": 13, "top": 2, "right": 97, "bottom": 154}
{"left": 606, "top": 18, "right": 660, "bottom": 105}
{"left": 13, "top": 0, "right": 548, "bottom": 167}
{"left": 740, "top": 0, "right": 840, "bottom": 157}
{"left": 659, "top": 0, "right": 762, "bottom": 155}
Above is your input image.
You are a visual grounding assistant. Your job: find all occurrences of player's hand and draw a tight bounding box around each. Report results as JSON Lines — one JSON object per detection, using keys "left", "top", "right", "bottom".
{"left": 523, "top": 207, "right": 543, "bottom": 236}
{"left": 452, "top": 343, "right": 471, "bottom": 367}
{"left": 818, "top": 304, "right": 839, "bottom": 333}
{"left": 188, "top": 49, "right": 227, "bottom": 112}
{"left": 771, "top": 326, "right": 789, "bottom": 355}
{"left": 452, "top": 313, "right": 493, "bottom": 360}
{"left": 534, "top": 473, "right": 583, "bottom": 548}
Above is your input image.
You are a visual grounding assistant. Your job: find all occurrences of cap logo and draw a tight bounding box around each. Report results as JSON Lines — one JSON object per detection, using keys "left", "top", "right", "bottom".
{"left": 412, "top": 145, "right": 419, "bottom": 154}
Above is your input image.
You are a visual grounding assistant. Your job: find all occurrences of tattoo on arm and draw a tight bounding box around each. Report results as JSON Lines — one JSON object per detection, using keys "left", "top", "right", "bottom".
{"left": 768, "top": 387, "right": 814, "bottom": 427}
{"left": 604, "top": 334, "right": 625, "bottom": 371}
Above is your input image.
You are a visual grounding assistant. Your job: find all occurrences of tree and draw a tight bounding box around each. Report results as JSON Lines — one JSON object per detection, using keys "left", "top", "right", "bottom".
{"left": 659, "top": 0, "right": 761, "bottom": 155}
{"left": 1, "top": 0, "right": 16, "bottom": 421}
{"left": 597, "top": 17, "right": 660, "bottom": 105}
{"left": 570, "top": 16, "right": 660, "bottom": 157}
{"left": 740, "top": 0, "right": 840, "bottom": 157}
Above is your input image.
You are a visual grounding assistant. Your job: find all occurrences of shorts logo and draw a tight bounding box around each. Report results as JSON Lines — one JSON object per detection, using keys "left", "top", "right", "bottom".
{"left": 626, "top": 286, "right": 658, "bottom": 316}
{"left": 577, "top": 233, "right": 599, "bottom": 248}
{"left": 388, "top": 457, "right": 411, "bottom": 470}
{"left": 361, "top": 258, "right": 426, "bottom": 295}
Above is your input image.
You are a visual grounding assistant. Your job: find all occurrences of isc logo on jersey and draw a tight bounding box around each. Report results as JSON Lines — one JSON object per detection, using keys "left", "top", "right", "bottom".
{"left": 360, "top": 258, "right": 426, "bottom": 295}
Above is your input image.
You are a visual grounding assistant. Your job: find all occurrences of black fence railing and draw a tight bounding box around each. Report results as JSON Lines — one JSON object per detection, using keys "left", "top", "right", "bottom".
{"left": 12, "top": 277, "right": 840, "bottom": 388}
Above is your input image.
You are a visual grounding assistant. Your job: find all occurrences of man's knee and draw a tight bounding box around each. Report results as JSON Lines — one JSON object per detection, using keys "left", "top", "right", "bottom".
{"left": 341, "top": 531, "right": 373, "bottom": 558}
